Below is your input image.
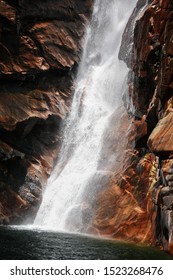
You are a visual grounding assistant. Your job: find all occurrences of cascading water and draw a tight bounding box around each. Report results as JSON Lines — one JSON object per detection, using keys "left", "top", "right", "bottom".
{"left": 34, "top": 0, "right": 137, "bottom": 232}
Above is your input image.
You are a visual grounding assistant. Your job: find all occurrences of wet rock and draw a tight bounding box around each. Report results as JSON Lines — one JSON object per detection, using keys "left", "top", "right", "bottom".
{"left": 148, "top": 112, "right": 173, "bottom": 154}
{"left": 119, "top": 0, "right": 173, "bottom": 251}
{"left": 0, "top": 0, "right": 93, "bottom": 223}
{"left": 0, "top": 35, "right": 50, "bottom": 75}
{"left": 0, "top": 0, "right": 172, "bottom": 255}
{"left": 161, "top": 210, "right": 173, "bottom": 254}
{"left": 0, "top": 1, "right": 16, "bottom": 24}
{"left": 30, "top": 21, "right": 82, "bottom": 70}
{"left": 93, "top": 184, "right": 151, "bottom": 242}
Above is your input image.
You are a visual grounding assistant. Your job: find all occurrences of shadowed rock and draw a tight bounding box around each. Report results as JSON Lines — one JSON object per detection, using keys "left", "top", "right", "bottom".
{"left": 118, "top": 0, "right": 173, "bottom": 252}
{"left": 0, "top": 0, "right": 93, "bottom": 224}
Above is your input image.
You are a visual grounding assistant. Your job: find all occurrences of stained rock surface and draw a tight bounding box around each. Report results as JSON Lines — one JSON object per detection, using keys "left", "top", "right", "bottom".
{"left": 0, "top": 0, "right": 173, "bottom": 255}
{"left": 92, "top": 0, "right": 173, "bottom": 253}
{"left": 0, "top": 0, "right": 93, "bottom": 224}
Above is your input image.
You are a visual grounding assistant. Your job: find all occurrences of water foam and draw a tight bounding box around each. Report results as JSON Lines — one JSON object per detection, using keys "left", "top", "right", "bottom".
{"left": 34, "top": 0, "right": 137, "bottom": 232}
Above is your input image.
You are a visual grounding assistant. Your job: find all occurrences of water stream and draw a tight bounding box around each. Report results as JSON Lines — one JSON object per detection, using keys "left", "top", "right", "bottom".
{"left": 34, "top": 0, "right": 137, "bottom": 232}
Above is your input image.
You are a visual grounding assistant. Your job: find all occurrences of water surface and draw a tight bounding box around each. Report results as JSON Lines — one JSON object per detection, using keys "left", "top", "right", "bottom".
{"left": 0, "top": 227, "right": 172, "bottom": 260}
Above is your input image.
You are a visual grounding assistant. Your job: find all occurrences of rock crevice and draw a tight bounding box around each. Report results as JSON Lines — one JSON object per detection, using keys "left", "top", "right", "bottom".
{"left": 119, "top": 0, "right": 173, "bottom": 253}
{"left": 0, "top": 0, "right": 93, "bottom": 224}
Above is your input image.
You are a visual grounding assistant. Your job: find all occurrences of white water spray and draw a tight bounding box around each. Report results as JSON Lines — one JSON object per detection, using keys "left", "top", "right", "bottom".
{"left": 34, "top": 0, "right": 137, "bottom": 232}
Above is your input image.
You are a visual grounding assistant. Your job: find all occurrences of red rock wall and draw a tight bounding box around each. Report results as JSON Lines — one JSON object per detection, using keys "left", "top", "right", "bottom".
{"left": 0, "top": 0, "right": 93, "bottom": 224}
{"left": 117, "top": 0, "right": 173, "bottom": 252}
{"left": 92, "top": 0, "right": 173, "bottom": 254}
{"left": 0, "top": 0, "right": 172, "bottom": 254}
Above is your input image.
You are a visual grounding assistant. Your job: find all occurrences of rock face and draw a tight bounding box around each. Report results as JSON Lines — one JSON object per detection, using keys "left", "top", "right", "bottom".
{"left": 0, "top": 0, "right": 93, "bottom": 224}
{"left": 0, "top": 0, "right": 173, "bottom": 255}
{"left": 92, "top": 0, "right": 173, "bottom": 253}
{"left": 117, "top": 0, "right": 173, "bottom": 252}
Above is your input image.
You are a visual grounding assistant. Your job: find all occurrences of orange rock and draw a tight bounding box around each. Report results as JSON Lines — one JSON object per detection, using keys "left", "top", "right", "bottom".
{"left": 0, "top": 0, "right": 93, "bottom": 224}
{"left": 148, "top": 112, "right": 173, "bottom": 154}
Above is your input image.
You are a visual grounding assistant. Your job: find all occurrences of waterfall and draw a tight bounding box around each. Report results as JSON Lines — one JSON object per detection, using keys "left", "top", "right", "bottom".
{"left": 34, "top": 0, "right": 137, "bottom": 232}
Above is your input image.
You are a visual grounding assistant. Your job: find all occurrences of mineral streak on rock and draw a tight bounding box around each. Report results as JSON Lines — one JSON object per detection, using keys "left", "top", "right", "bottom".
{"left": 0, "top": 0, "right": 173, "bottom": 255}
{"left": 0, "top": 0, "right": 93, "bottom": 224}
{"left": 117, "top": 0, "right": 173, "bottom": 252}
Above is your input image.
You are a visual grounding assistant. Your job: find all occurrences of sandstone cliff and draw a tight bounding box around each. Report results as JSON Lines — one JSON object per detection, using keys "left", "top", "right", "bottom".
{"left": 0, "top": 0, "right": 172, "bottom": 254}
{"left": 92, "top": 0, "right": 173, "bottom": 254}
{"left": 119, "top": 0, "right": 173, "bottom": 252}
{"left": 93, "top": 0, "right": 173, "bottom": 253}
{"left": 0, "top": 0, "right": 93, "bottom": 224}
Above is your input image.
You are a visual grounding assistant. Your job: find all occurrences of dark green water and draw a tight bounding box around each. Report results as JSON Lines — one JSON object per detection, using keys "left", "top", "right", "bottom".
{"left": 0, "top": 226, "right": 173, "bottom": 260}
